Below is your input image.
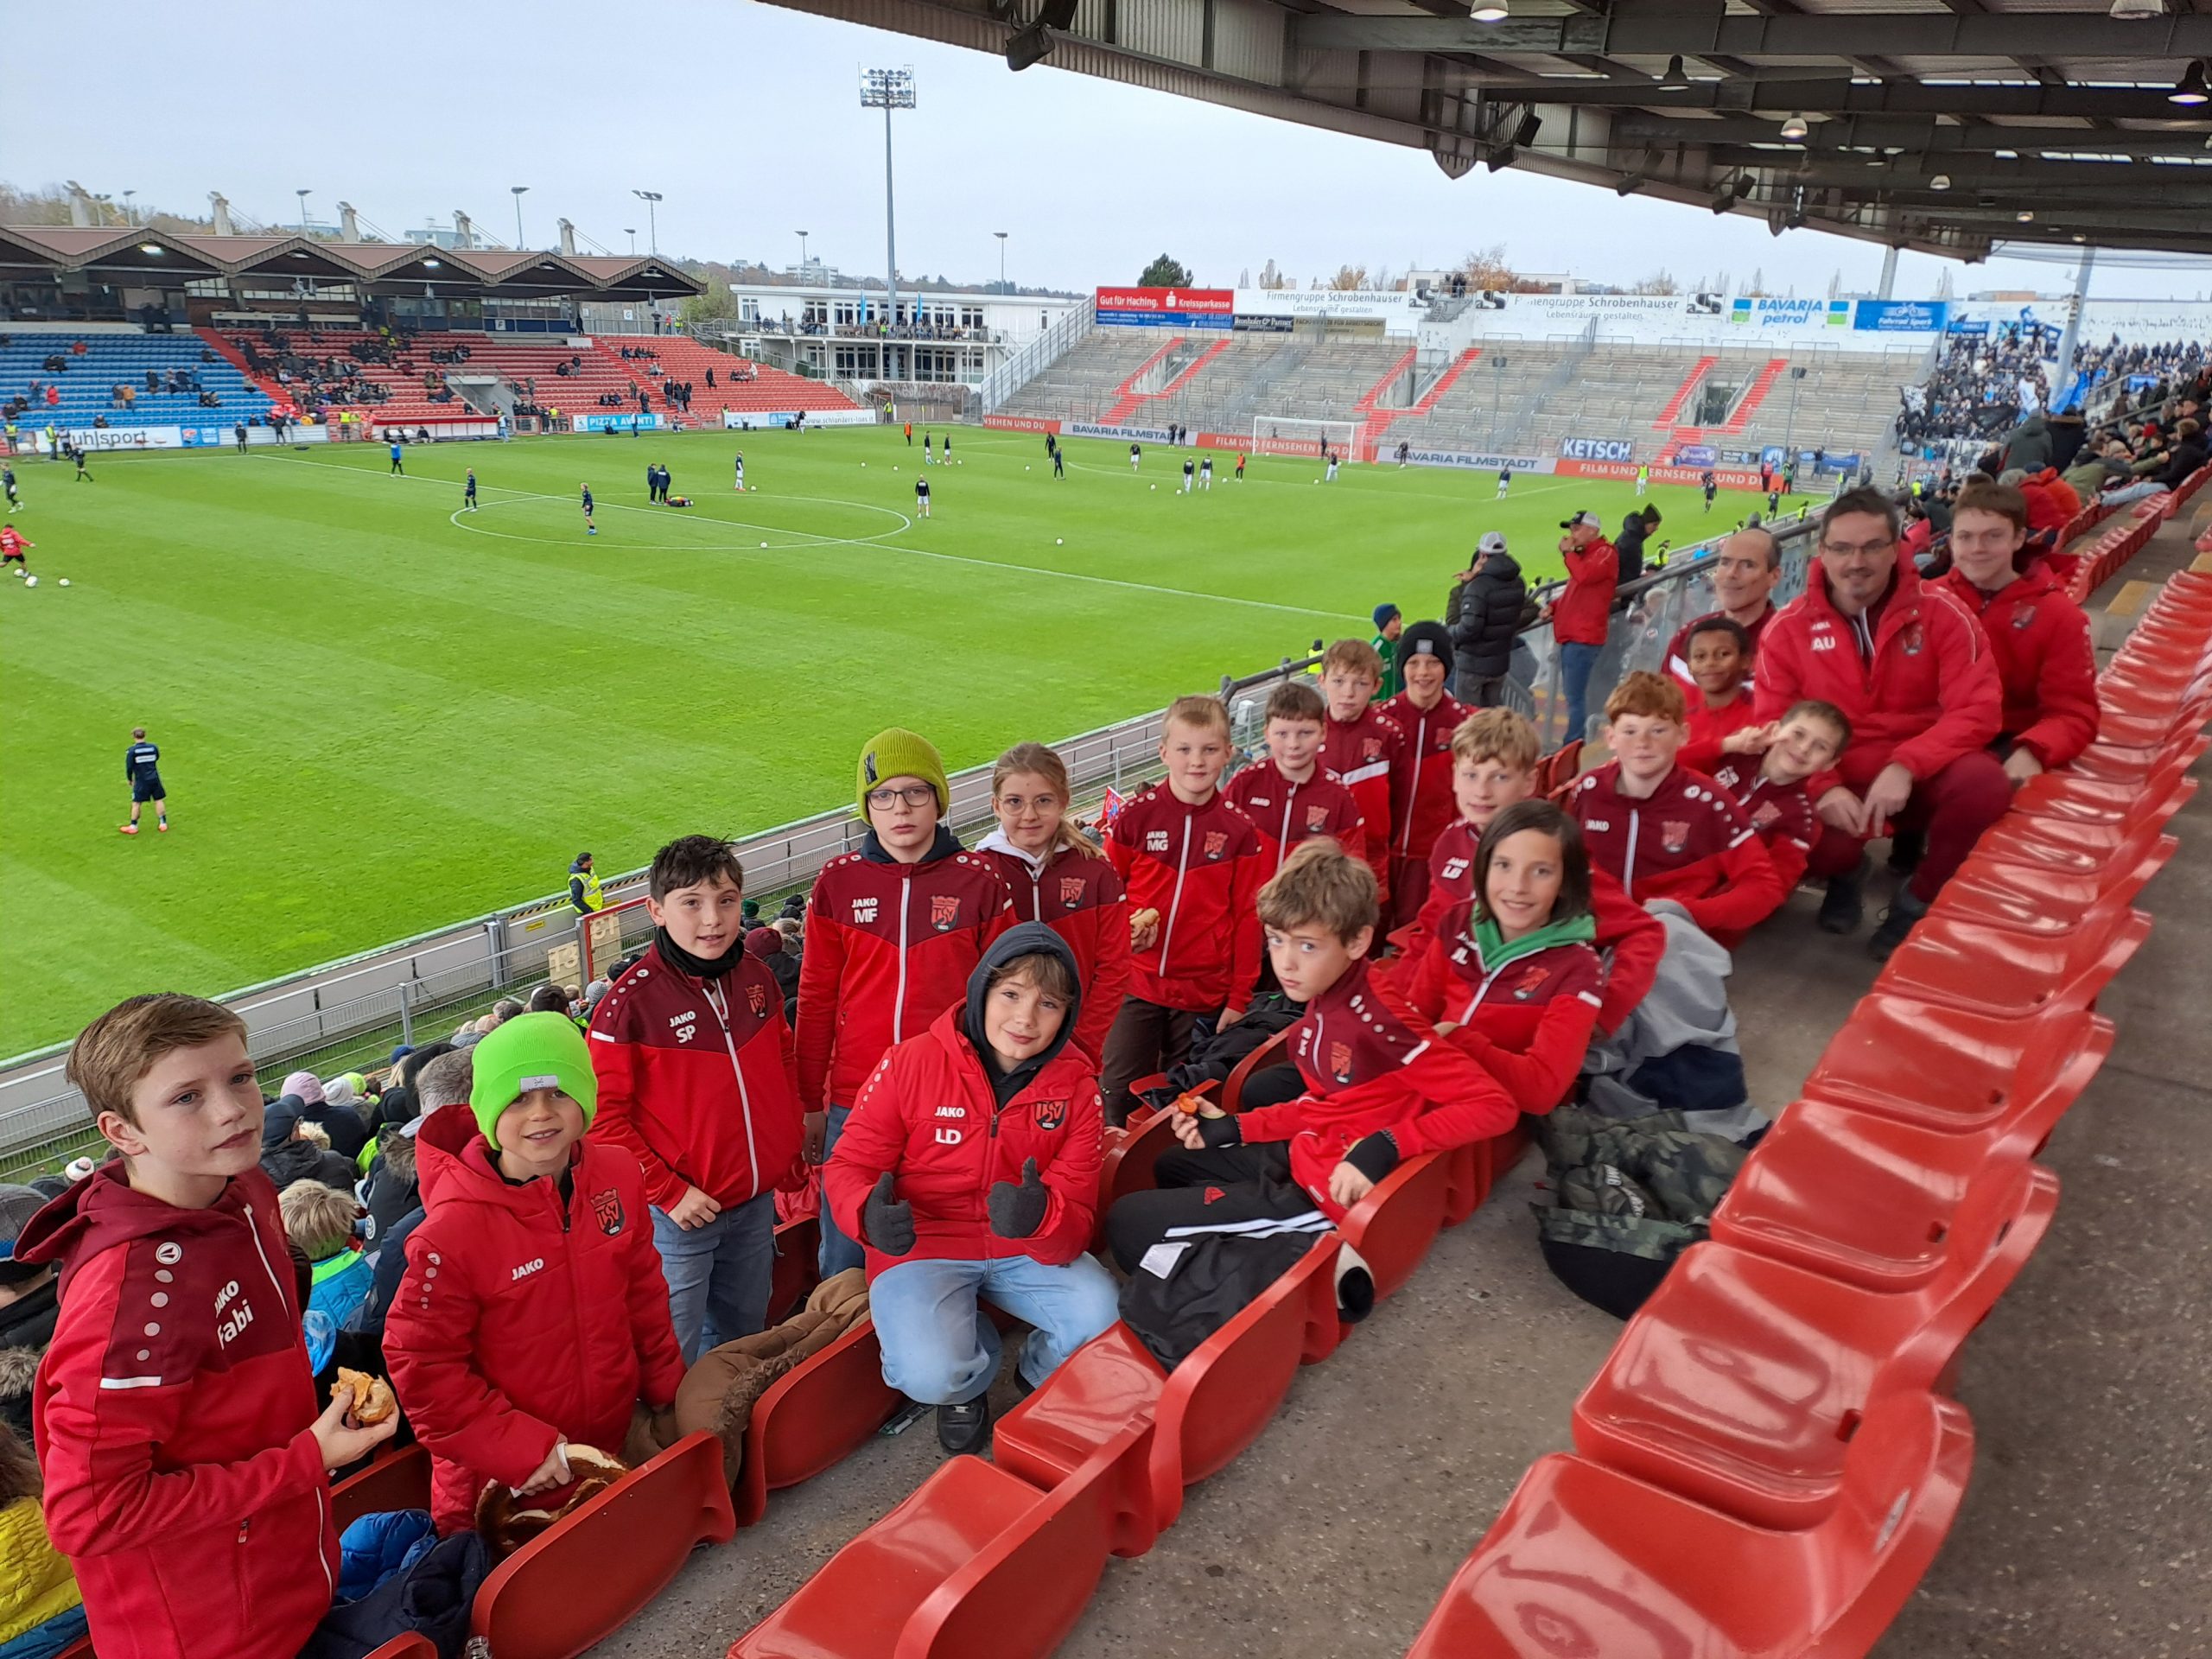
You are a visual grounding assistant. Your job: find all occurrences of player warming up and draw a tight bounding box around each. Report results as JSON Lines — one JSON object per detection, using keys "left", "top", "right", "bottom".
{"left": 389, "top": 439, "right": 404, "bottom": 476}
{"left": 1, "top": 522, "right": 30, "bottom": 575}
{"left": 463, "top": 468, "right": 478, "bottom": 512}
{"left": 1496, "top": 464, "right": 1512, "bottom": 499}
{"left": 914, "top": 473, "right": 932, "bottom": 519}
{"left": 734, "top": 451, "right": 747, "bottom": 493}
{"left": 120, "top": 727, "right": 168, "bottom": 835}
{"left": 580, "top": 482, "right": 597, "bottom": 536}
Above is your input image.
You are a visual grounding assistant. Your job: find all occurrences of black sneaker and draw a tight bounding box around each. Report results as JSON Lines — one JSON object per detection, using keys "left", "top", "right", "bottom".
{"left": 1867, "top": 888, "right": 1929, "bottom": 963}
{"left": 1818, "top": 855, "right": 1869, "bottom": 935}
{"left": 1885, "top": 830, "right": 1926, "bottom": 876}
{"left": 937, "top": 1395, "right": 993, "bottom": 1454}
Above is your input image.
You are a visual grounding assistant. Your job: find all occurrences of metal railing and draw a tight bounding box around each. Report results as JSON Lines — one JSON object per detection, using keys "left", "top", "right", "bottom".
{"left": 978, "top": 306, "right": 1094, "bottom": 415}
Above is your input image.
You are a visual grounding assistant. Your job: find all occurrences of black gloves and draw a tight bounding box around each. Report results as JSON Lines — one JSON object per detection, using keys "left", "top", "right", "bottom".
{"left": 1197, "top": 1113, "right": 1244, "bottom": 1149}
{"left": 1344, "top": 1130, "right": 1402, "bottom": 1184}
{"left": 862, "top": 1172, "right": 916, "bottom": 1256}
{"left": 988, "top": 1158, "right": 1051, "bottom": 1240}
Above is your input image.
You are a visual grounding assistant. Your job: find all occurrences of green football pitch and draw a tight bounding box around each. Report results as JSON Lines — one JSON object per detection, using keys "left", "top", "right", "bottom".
{"left": 0, "top": 424, "right": 1788, "bottom": 1057}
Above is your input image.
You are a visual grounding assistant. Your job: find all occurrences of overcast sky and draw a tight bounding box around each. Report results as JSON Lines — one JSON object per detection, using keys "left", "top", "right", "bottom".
{"left": 11, "top": 0, "right": 2211, "bottom": 302}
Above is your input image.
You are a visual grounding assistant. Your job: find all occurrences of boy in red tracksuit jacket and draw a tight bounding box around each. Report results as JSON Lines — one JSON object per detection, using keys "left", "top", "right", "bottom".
{"left": 385, "top": 1014, "right": 685, "bottom": 1535}
{"left": 1754, "top": 487, "right": 2005, "bottom": 959}
{"left": 1101, "top": 696, "right": 1266, "bottom": 1124}
{"left": 975, "top": 741, "right": 1132, "bottom": 1066}
{"left": 1569, "top": 672, "right": 1786, "bottom": 947}
{"left": 1380, "top": 621, "right": 1471, "bottom": 931}
{"left": 824, "top": 925, "right": 1117, "bottom": 1453}
{"left": 1223, "top": 678, "right": 1366, "bottom": 876}
{"left": 1704, "top": 700, "right": 1851, "bottom": 899}
{"left": 17, "top": 994, "right": 395, "bottom": 1659}
{"left": 1105, "top": 842, "right": 1516, "bottom": 1272}
{"left": 1402, "top": 799, "right": 1607, "bottom": 1114}
{"left": 588, "top": 835, "right": 808, "bottom": 1363}
{"left": 1679, "top": 615, "right": 1762, "bottom": 760}
{"left": 798, "top": 728, "right": 1016, "bottom": 1274}
{"left": 1930, "top": 478, "right": 2099, "bottom": 781}
{"left": 1391, "top": 709, "right": 1662, "bottom": 1037}
{"left": 1317, "top": 638, "right": 1406, "bottom": 908}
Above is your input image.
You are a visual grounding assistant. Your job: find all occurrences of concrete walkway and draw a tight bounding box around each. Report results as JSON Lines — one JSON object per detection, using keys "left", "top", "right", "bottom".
{"left": 591, "top": 504, "right": 2212, "bottom": 1659}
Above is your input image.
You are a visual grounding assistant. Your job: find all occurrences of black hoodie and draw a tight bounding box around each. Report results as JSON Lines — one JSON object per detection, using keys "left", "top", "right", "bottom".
{"left": 961, "top": 921, "right": 1084, "bottom": 1106}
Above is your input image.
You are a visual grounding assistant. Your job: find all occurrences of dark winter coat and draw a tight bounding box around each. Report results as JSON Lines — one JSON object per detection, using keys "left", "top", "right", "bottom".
{"left": 1616, "top": 515, "right": 1652, "bottom": 583}
{"left": 0, "top": 1275, "right": 58, "bottom": 1442}
{"left": 2002, "top": 413, "right": 2053, "bottom": 474}
{"left": 263, "top": 1134, "right": 364, "bottom": 1194}
{"left": 1446, "top": 554, "right": 1529, "bottom": 682}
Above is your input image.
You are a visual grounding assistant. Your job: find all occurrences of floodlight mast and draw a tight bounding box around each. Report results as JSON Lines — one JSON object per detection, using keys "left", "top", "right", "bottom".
{"left": 861, "top": 67, "right": 916, "bottom": 382}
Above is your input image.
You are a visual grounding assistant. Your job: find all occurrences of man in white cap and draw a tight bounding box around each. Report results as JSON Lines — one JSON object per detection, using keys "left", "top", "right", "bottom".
{"left": 1446, "top": 531, "right": 1529, "bottom": 709}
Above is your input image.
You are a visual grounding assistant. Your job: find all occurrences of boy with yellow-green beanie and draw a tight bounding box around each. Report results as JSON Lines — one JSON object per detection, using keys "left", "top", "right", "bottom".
{"left": 384, "top": 1012, "right": 686, "bottom": 1533}
{"left": 796, "top": 727, "right": 1015, "bottom": 1275}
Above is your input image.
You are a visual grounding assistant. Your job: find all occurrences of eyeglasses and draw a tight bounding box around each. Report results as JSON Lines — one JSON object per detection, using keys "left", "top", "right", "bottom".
{"left": 1818, "top": 537, "right": 1896, "bottom": 559}
{"left": 866, "top": 785, "right": 938, "bottom": 810}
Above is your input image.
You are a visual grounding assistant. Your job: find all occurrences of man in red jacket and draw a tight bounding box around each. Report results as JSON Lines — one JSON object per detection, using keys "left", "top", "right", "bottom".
{"left": 20, "top": 994, "right": 394, "bottom": 1659}
{"left": 1932, "top": 478, "right": 2099, "bottom": 782}
{"left": 1380, "top": 620, "right": 1471, "bottom": 930}
{"left": 798, "top": 728, "right": 1015, "bottom": 1274}
{"left": 588, "top": 836, "right": 808, "bottom": 1363}
{"left": 1754, "top": 486, "right": 2007, "bottom": 959}
{"left": 824, "top": 925, "right": 1116, "bottom": 1452}
{"left": 385, "top": 1014, "right": 685, "bottom": 1534}
{"left": 1665, "top": 525, "right": 1782, "bottom": 692}
{"left": 1545, "top": 510, "right": 1619, "bottom": 743}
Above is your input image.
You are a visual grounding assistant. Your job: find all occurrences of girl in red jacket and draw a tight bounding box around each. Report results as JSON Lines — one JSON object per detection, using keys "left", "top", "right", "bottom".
{"left": 386, "top": 1014, "right": 685, "bottom": 1534}
{"left": 823, "top": 925, "right": 1117, "bottom": 1455}
{"left": 1402, "top": 799, "right": 1605, "bottom": 1114}
{"left": 974, "top": 741, "right": 1133, "bottom": 1068}
{"left": 1932, "top": 478, "right": 2100, "bottom": 781}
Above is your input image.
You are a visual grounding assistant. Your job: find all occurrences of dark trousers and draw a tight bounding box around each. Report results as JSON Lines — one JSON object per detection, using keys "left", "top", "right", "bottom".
{"left": 1805, "top": 747, "right": 2013, "bottom": 904}
{"left": 1454, "top": 671, "right": 1506, "bottom": 709}
{"left": 1105, "top": 1143, "right": 1311, "bottom": 1272}
{"left": 1100, "top": 996, "right": 1204, "bottom": 1127}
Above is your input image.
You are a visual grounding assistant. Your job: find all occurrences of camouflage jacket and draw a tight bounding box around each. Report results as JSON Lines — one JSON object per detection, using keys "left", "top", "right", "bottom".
{"left": 1532, "top": 1106, "right": 1747, "bottom": 1264}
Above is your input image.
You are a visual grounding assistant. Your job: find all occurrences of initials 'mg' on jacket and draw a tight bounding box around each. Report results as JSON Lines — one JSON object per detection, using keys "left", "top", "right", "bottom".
{"left": 1103, "top": 784, "right": 1265, "bottom": 1012}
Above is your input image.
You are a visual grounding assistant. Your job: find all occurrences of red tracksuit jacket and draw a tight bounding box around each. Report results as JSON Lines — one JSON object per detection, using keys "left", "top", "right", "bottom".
{"left": 1706, "top": 755, "right": 1819, "bottom": 900}
{"left": 1401, "top": 905, "right": 1605, "bottom": 1113}
{"left": 1568, "top": 761, "right": 1786, "bottom": 942}
{"left": 1933, "top": 561, "right": 2099, "bottom": 769}
{"left": 1235, "top": 958, "right": 1516, "bottom": 1218}
{"left": 1222, "top": 758, "right": 1367, "bottom": 876}
{"left": 1685, "top": 693, "right": 1761, "bottom": 758}
{"left": 1551, "top": 538, "right": 1619, "bottom": 646}
{"left": 1753, "top": 563, "right": 2001, "bottom": 786}
{"left": 1381, "top": 688, "right": 1473, "bottom": 877}
{"left": 17, "top": 1165, "right": 336, "bottom": 1659}
{"left": 586, "top": 942, "right": 807, "bottom": 1212}
{"left": 1321, "top": 707, "right": 1405, "bottom": 904}
{"left": 796, "top": 828, "right": 1016, "bottom": 1109}
{"left": 1103, "top": 783, "right": 1265, "bottom": 1013}
{"left": 974, "top": 834, "right": 1134, "bottom": 1065}
{"left": 1666, "top": 604, "right": 1777, "bottom": 693}
{"left": 385, "top": 1107, "right": 686, "bottom": 1532}
{"left": 1395, "top": 817, "right": 1663, "bottom": 1034}
{"left": 823, "top": 1004, "right": 1104, "bottom": 1278}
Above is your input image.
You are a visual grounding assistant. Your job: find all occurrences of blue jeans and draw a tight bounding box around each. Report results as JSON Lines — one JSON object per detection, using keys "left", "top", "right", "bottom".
{"left": 868, "top": 1252, "right": 1122, "bottom": 1405}
{"left": 1560, "top": 641, "right": 1604, "bottom": 745}
{"left": 652, "top": 1191, "right": 777, "bottom": 1365}
{"left": 817, "top": 1103, "right": 865, "bottom": 1277}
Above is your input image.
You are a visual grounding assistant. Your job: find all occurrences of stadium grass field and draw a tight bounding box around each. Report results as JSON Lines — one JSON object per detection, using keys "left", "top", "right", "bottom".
{"left": 0, "top": 423, "right": 1802, "bottom": 1057}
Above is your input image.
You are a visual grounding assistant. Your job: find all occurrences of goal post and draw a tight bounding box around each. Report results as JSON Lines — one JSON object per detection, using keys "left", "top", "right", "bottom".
{"left": 1249, "top": 417, "right": 1363, "bottom": 464}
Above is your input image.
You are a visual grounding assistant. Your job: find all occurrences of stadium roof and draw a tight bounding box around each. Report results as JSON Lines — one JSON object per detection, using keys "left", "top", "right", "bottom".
{"left": 0, "top": 226, "right": 703, "bottom": 296}
{"left": 760, "top": 0, "right": 2212, "bottom": 261}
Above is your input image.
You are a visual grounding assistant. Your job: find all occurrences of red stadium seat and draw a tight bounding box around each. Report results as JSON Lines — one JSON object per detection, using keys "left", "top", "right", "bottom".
{"left": 1147, "top": 1234, "right": 1341, "bottom": 1532}
{"left": 728, "top": 1421, "right": 1149, "bottom": 1659}
{"left": 1710, "top": 1096, "right": 2037, "bottom": 1292}
{"left": 1873, "top": 897, "right": 2151, "bottom": 1019}
{"left": 2006, "top": 766, "right": 2195, "bottom": 828}
{"left": 367, "top": 1641, "right": 440, "bottom": 1659}
{"left": 1938, "top": 836, "right": 2177, "bottom": 925}
{"left": 1968, "top": 794, "right": 2186, "bottom": 882}
{"left": 1406, "top": 1391, "right": 1974, "bottom": 1659}
{"left": 992, "top": 1322, "right": 1165, "bottom": 1505}
{"left": 1803, "top": 995, "right": 2112, "bottom": 1145}
{"left": 1571, "top": 1164, "right": 2053, "bottom": 1529}
{"left": 734, "top": 1317, "right": 903, "bottom": 1527}
{"left": 1093, "top": 1105, "right": 1180, "bottom": 1246}
{"left": 332, "top": 1443, "right": 432, "bottom": 1527}
{"left": 1221, "top": 1027, "right": 1294, "bottom": 1111}
{"left": 767, "top": 1213, "right": 821, "bottom": 1326}
{"left": 472, "top": 1430, "right": 735, "bottom": 1659}
{"left": 1441, "top": 1137, "right": 1493, "bottom": 1228}
{"left": 1335, "top": 1150, "right": 1452, "bottom": 1306}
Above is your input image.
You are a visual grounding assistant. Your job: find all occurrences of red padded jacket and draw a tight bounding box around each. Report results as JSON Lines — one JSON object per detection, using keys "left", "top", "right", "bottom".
{"left": 1401, "top": 906, "right": 1605, "bottom": 1113}
{"left": 17, "top": 1166, "right": 336, "bottom": 1659}
{"left": 1235, "top": 958, "right": 1517, "bottom": 1218}
{"left": 1222, "top": 758, "right": 1367, "bottom": 876}
{"left": 1568, "top": 762, "right": 1786, "bottom": 941}
{"left": 1753, "top": 563, "right": 2001, "bottom": 785}
{"left": 385, "top": 1106, "right": 686, "bottom": 1532}
{"left": 1933, "top": 561, "right": 2099, "bottom": 769}
{"left": 795, "top": 828, "right": 1016, "bottom": 1109}
{"left": 1103, "top": 783, "right": 1265, "bottom": 1013}
{"left": 587, "top": 942, "right": 806, "bottom": 1211}
{"left": 823, "top": 1004, "right": 1104, "bottom": 1279}
{"left": 974, "top": 833, "right": 1133, "bottom": 1065}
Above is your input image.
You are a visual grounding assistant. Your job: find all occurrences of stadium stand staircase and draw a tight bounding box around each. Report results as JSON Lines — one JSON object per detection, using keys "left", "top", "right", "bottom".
{"left": 3, "top": 330, "right": 274, "bottom": 430}
{"left": 1103, "top": 336, "right": 1229, "bottom": 424}
{"left": 1366, "top": 347, "right": 1483, "bottom": 456}
{"left": 1668, "top": 355, "right": 1789, "bottom": 445}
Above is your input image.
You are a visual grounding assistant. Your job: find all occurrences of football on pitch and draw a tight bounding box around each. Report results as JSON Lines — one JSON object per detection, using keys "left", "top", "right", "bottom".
{"left": 58, "top": 578, "right": 69, "bottom": 587}
{"left": 23, "top": 575, "right": 36, "bottom": 587}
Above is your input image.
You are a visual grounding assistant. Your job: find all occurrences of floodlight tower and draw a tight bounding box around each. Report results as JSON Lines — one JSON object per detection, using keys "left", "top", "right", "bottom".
{"left": 861, "top": 67, "right": 916, "bottom": 381}
{"left": 632, "top": 189, "right": 663, "bottom": 255}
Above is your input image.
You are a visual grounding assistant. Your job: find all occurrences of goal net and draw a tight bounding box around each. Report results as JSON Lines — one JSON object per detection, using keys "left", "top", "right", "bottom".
{"left": 1249, "top": 417, "right": 1362, "bottom": 464}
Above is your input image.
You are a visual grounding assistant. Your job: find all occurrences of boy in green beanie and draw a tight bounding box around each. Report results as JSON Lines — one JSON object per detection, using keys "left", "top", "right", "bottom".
{"left": 384, "top": 1013, "right": 685, "bottom": 1532}
{"left": 797, "top": 727, "right": 1014, "bottom": 1275}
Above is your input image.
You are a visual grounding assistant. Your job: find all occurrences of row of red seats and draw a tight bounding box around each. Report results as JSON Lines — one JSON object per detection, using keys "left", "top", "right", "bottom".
{"left": 2059, "top": 491, "right": 2177, "bottom": 602}
{"left": 1406, "top": 526, "right": 2210, "bottom": 1656}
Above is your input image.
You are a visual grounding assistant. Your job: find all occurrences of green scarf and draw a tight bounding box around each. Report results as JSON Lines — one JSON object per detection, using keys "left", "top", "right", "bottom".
{"left": 1471, "top": 909, "right": 1597, "bottom": 972}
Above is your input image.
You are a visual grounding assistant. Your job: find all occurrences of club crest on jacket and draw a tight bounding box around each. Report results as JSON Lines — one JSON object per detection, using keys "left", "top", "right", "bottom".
{"left": 1058, "top": 876, "right": 1086, "bottom": 909}
{"left": 592, "top": 1188, "right": 626, "bottom": 1236}
{"left": 1033, "top": 1098, "right": 1068, "bottom": 1131}
{"left": 1661, "top": 819, "right": 1692, "bottom": 855}
{"left": 1329, "top": 1041, "right": 1353, "bottom": 1084}
{"left": 1204, "top": 830, "right": 1228, "bottom": 861}
{"left": 931, "top": 894, "right": 961, "bottom": 931}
